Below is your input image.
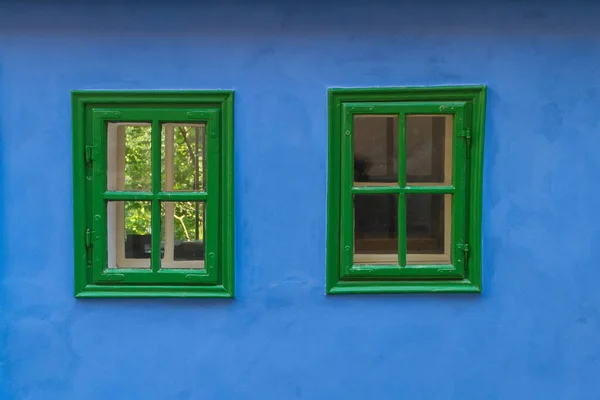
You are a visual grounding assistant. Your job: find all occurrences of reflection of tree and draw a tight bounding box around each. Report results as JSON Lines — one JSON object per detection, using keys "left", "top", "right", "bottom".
{"left": 124, "top": 126, "right": 204, "bottom": 241}
{"left": 173, "top": 127, "right": 203, "bottom": 241}
{"left": 124, "top": 127, "right": 152, "bottom": 235}
{"left": 124, "top": 201, "right": 152, "bottom": 235}
{"left": 124, "top": 126, "right": 152, "bottom": 191}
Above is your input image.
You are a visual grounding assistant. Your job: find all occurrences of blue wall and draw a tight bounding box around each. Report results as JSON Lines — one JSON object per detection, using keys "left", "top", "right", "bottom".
{"left": 2, "top": 1, "right": 600, "bottom": 399}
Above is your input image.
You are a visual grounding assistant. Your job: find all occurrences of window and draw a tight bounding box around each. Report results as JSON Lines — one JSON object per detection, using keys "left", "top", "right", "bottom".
{"left": 73, "top": 91, "right": 234, "bottom": 298}
{"left": 327, "top": 86, "right": 486, "bottom": 294}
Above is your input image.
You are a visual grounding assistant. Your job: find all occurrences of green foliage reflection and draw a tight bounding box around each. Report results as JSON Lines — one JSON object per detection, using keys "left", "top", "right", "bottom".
{"left": 124, "top": 125, "right": 204, "bottom": 241}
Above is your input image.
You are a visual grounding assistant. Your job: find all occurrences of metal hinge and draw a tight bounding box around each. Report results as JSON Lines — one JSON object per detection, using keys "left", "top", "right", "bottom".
{"left": 85, "top": 145, "right": 95, "bottom": 162}
{"left": 459, "top": 127, "right": 471, "bottom": 157}
{"left": 85, "top": 229, "right": 93, "bottom": 247}
{"left": 457, "top": 242, "right": 470, "bottom": 265}
{"left": 344, "top": 245, "right": 352, "bottom": 272}
{"left": 85, "top": 229, "right": 93, "bottom": 268}
{"left": 459, "top": 127, "right": 471, "bottom": 140}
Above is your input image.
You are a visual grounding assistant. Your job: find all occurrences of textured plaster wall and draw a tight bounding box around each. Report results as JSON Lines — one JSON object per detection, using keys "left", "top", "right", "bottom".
{"left": 1, "top": 1, "right": 600, "bottom": 399}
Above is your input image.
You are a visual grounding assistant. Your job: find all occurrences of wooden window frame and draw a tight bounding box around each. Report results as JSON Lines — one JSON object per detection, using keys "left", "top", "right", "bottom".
{"left": 105, "top": 123, "right": 207, "bottom": 270}
{"left": 327, "top": 86, "right": 486, "bottom": 294}
{"left": 73, "top": 91, "right": 234, "bottom": 298}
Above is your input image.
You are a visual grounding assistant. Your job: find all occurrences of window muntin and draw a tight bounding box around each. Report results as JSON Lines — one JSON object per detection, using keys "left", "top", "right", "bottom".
{"left": 73, "top": 91, "right": 234, "bottom": 298}
{"left": 342, "top": 103, "right": 466, "bottom": 277}
{"left": 352, "top": 112, "right": 456, "bottom": 267}
{"left": 327, "top": 87, "right": 486, "bottom": 294}
{"left": 92, "top": 110, "right": 219, "bottom": 286}
{"left": 106, "top": 123, "right": 208, "bottom": 271}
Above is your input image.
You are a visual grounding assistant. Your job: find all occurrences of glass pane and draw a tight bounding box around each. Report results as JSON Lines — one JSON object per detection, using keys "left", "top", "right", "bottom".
{"left": 162, "top": 124, "right": 206, "bottom": 192}
{"left": 354, "top": 194, "right": 398, "bottom": 264}
{"left": 107, "top": 123, "right": 152, "bottom": 191}
{"left": 406, "top": 194, "right": 451, "bottom": 264}
{"left": 107, "top": 201, "right": 152, "bottom": 269}
{"left": 161, "top": 201, "right": 205, "bottom": 269}
{"left": 406, "top": 115, "right": 452, "bottom": 185}
{"left": 353, "top": 115, "right": 398, "bottom": 184}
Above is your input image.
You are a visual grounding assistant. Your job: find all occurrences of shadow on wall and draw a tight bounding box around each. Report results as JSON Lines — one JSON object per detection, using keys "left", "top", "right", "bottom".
{"left": 0, "top": 0, "right": 600, "bottom": 37}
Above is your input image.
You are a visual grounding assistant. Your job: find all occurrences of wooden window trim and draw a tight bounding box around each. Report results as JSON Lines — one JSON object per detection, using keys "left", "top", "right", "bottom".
{"left": 327, "top": 86, "right": 486, "bottom": 294}
{"left": 73, "top": 91, "right": 234, "bottom": 298}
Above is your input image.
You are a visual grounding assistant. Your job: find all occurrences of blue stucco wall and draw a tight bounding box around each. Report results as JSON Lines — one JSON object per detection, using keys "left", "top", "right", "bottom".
{"left": 1, "top": 1, "right": 600, "bottom": 398}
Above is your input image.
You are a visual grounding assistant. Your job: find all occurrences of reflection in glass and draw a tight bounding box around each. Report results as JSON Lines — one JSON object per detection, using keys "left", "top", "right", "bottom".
{"left": 107, "top": 123, "right": 152, "bottom": 191}
{"left": 107, "top": 201, "right": 152, "bottom": 269}
{"left": 161, "top": 202, "right": 205, "bottom": 269}
{"left": 353, "top": 115, "right": 398, "bottom": 184}
{"left": 406, "top": 194, "right": 451, "bottom": 264}
{"left": 354, "top": 194, "right": 398, "bottom": 264}
{"left": 162, "top": 124, "right": 206, "bottom": 192}
{"left": 406, "top": 115, "right": 452, "bottom": 184}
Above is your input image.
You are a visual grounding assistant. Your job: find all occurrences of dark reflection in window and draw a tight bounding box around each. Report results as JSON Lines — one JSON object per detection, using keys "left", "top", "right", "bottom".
{"left": 353, "top": 115, "right": 398, "bottom": 183}
{"left": 354, "top": 194, "right": 398, "bottom": 255}
{"left": 406, "top": 194, "right": 445, "bottom": 255}
{"left": 406, "top": 115, "right": 450, "bottom": 184}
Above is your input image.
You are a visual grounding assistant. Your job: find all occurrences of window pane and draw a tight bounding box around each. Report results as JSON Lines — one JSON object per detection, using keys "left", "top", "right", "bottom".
{"left": 406, "top": 194, "right": 451, "bottom": 264}
{"left": 406, "top": 115, "right": 452, "bottom": 185}
{"left": 354, "top": 194, "right": 398, "bottom": 264}
{"left": 353, "top": 115, "right": 398, "bottom": 184}
{"left": 107, "top": 201, "right": 152, "bottom": 269}
{"left": 162, "top": 124, "right": 206, "bottom": 192}
{"left": 107, "top": 123, "right": 152, "bottom": 191}
{"left": 161, "top": 201, "right": 205, "bottom": 269}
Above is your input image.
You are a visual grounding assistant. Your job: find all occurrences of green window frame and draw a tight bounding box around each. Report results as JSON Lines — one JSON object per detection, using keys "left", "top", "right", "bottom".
{"left": 327, "top": 86, "right": 486, "bottom": 294}
{"left": 73, "top": 91, "right": 234, "bottom": 298}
